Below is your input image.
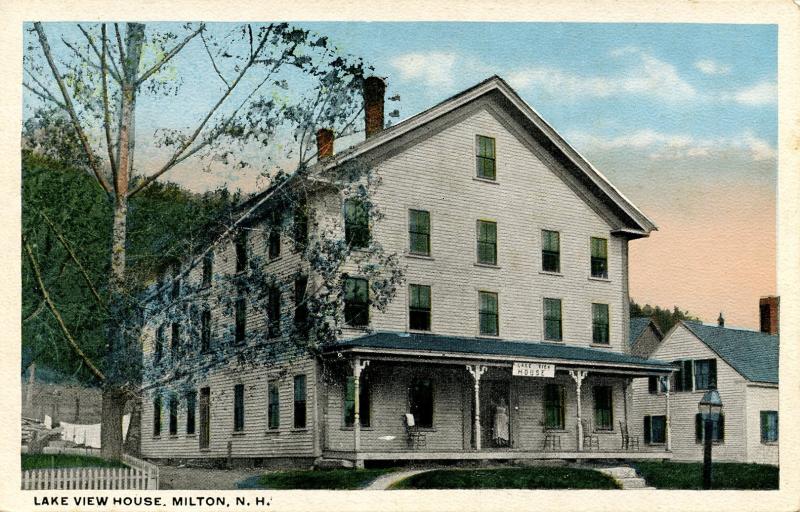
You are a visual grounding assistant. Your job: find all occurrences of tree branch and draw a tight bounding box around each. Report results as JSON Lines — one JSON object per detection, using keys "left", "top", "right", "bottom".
{"left": 100, "top": 24, "right": 118, "bottom": 188}
{"left": 23, "top": 236, "right": 106, "bottom": 383}
{"left": 77, "top": 23, "right": 121, "bottom": 83}
{"left": 135, "top": 24, "right": 205, "bottom": 86}
{"left": 33, "top": 22, "right": 113, "bottom": 195}
{"left": 22, "top": 81, "right": 66, "bottom": 110}
{"left": 200, "top": 30, "right": 229, "bottom": 88}
{"left": 114, "top": 23, "right": 126, "bottom": 72}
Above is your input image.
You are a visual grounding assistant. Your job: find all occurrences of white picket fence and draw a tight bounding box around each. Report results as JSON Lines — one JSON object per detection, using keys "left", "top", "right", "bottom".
{"left": 21, "top": 447, "right": 158, "bottom": 490}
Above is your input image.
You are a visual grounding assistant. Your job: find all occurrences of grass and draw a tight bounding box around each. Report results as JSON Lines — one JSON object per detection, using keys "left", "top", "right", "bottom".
{"left": 632, "top": 462, "right": 778, "bottom": 490}
{"left": 257, "top": 468, "right": 395, "bottom": 490}
{"left": 22, "top": 454, "right": 127, "bottom": 470}
{"left": 390, "top": 467, "right": 619, "bottom": 490}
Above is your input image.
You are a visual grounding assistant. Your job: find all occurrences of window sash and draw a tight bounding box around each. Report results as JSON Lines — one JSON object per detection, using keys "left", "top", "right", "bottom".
{"left": 154, "top": 325, "right": 164, "bottom": 363}
{"left": 344, "top": 199, "right": 370, "bottom": 248}
{"left": 268, "top": 383, "right": 280, "bottom": 429}
{"left": 344, "top": 277, "right": 369, "bottom": 327}
{"left": 694, "top": 359, "right": 717, "bottom": 390}
{"left": 593, "top": 386, "right": 613, "bottom": 430}
{"left": 153, "top": 397, "right": 161, "bottom": 436}
{"left": 234, "top": 384, "right": 245, "bottom": 432}
{"left": 409, "top": 210, "right": 431, "bottom": 255}
{"left": 544, "top": 384, "right": 565, "bottom": 429}
{"left": 268, "top": 287, "right": 281, "bottom": 338}
{"left": 409, "top": 284, "right": 431, "bottom": 331}
{"left": 201, "top": 311, "right": 211, "bottom": 353}
{"left": 294, "top": 277, "right": 309, "bottom": 333}
{"left": 544, "top": 298, "right": 562, "bottom": 341}
{"left": 202, "top": 252, "right": 213, "bottom": 287}
{"left": 294, "top": 375, "right": 307, "bottom": 428}
{"left": 235, "top": 296, "right": 246, "bottom": 343}
{"left": 476, "top": 221, "right": 497, "bottom": 265}
{"left": 171, "top": 323, "right": 180, "bottom": 354}
{"left": 235, "top": 231, "right": 248, "bottom": 273}
{"left": 696, "top": 412, "right": 724, "bottom": 443}
{"left": 476, "top": 135, "right": 496, "bottom": 180}
{"left": 409, "top": 379, "right": 433, "bottom": 428}
{"left": 592, "top": 303, "right": 610, "bottom": 344}
{"left": 169, "top": 396, "right": 178, "bottom": 436}
{"left": 293, "top": 206, "right": 309, "bottom": 248}
{"left": 590, "top": 237, "right": 608, "bottom": 278}
{"left": 645, "top": 415, "right": 666, "bottom": 444}
{"left": 186, "top": 391, "right": 196, "bottom": 435}
{"left": 479, "top": 291, "right": 499, "bottom": 336}
{"left": 761, "top": 411, "right": 778, "bottom": 442}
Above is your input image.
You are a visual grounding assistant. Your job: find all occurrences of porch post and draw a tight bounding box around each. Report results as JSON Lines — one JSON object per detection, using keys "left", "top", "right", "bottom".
{"left": 569, "top": 370, "right": 588, "bottom": 452}
{"left": 466, "top": 364, "right": 487, "bottom": 451}
{"left": 664, "top": 375, "right": 672, "bottom": 452}
{"left": 353, "top": 358, "right": 369, "bottom": 467}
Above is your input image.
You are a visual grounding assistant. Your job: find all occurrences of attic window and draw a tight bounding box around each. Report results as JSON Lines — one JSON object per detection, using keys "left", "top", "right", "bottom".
{"left": 476, "top": 135, "right": 496, "bottom": 180}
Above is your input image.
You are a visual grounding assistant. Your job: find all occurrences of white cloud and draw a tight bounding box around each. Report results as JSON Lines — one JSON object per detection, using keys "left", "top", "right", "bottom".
{"left": 567, "top": 129, "right": 776, "bottom": 162}
{"left": 730, "top": 81, "right": 777, "bottom": 106}
{"left": 507, "top": 48, "right": 697, "bottom": 103}
{"left": 694, "top": 58, "right": 731, "bottom": 76}
{"left": 389, "top": 52, "right": 459, "bottom": 87}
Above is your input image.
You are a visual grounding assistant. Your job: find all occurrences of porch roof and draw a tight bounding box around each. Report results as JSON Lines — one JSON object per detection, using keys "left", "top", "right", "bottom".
{"left": 325, "top": 332, "right": 674, "bottom": 372}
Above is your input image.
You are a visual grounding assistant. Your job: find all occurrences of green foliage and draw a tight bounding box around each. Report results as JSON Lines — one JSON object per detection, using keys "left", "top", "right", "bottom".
{"left": 257, "top": 468, "right": 394, "bottom": 490}
{"left": 630, "top": 300, "right": 701, "bottom": 333}
{"left": 632, "top": 462, "right": 778, "bottom": 490}
{"left": 21, "top": 454, "right": 127, "bottom": 470}
{"left": 390, "top": 467, "right": 620, "bottom": 490}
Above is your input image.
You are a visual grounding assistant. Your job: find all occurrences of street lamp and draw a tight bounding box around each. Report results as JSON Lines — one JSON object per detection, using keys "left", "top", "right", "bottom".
{"left": 698, "top": 384, "right": 723, "bottom": 490}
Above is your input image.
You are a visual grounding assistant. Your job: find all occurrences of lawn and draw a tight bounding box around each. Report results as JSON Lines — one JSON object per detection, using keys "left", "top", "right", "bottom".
{"left": 632, "top": 462, "right": 778, "bottom": 490}
{"left": 390, "top": 467, "right": 619, "bottom": 490}
{"left": 258, "top": 468, "right": 395, "bottom": 490}
{"left": 22, "top": 454, "right": 127, "bottom": 470}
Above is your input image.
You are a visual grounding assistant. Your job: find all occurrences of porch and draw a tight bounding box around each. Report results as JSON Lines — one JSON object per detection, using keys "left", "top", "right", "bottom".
{"left": 320, "top": 332, "right": 676, "bottom": 467}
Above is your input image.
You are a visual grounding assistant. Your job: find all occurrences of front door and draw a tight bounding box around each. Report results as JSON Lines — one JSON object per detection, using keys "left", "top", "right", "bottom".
{"left": 479, "top": 379, "right": 511, "bottom": 449}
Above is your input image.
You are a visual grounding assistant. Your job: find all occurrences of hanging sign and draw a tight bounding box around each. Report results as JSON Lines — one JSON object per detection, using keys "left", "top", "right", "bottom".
{"left": 512, "top": 362, "right": 555, "bottom": 378}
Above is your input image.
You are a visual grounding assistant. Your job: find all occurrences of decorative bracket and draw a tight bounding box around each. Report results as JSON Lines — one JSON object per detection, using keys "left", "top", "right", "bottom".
{"left": 466, "top": 364, "right": 488, "bottom": 382}
{"left": 354, "top": 359, "right": 370, "bottom": 378}
{"left": 569, "top": 369, "right": 588, "bottom": 390}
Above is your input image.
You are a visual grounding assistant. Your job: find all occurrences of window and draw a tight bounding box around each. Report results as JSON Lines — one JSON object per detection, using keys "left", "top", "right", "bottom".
{"left": 201, "top": 310, "right": 211, "bottom": 353}
{"left": 672, "top": 360, "right": 694, "bottom": 392}
{"left": 170, "top": 264, "right": 181, "bottom": 300}
{"left": 294, "top": 276, "right": 309, "bottom": 335}
{"left": 593, "top": 386, "right": 613, "bottom": 430}
{"left": 344, "top": 376, "right": 370, "bottom": 427}
{"left": 153, "top": 396, "right": 162, "bottom": 437}
{"left": 268, "top": 211, "right": 281, "bottom": 260}
{"left": 293, "top": 205, "right": 308, "bottom": 250}
{"left": 235, "top": 295, "right": 246, "bottom": 344}
{"left": 343, "top": 277, "right": 369, "bottom": 327}
{"left": 233, "top": 384, "right": 245, "bottom": 432}
{"left": 643, "top": 415, "right": 666, "bottom": 444}
{"left": 479, "top": 291, "right": 499, "bottom": 336}
{"left": 544, "top": 298, "right": 562, "bottom": 341}
{"left": 186, "top": 391, "right": 196, "bottom": 435}
{"left": 235, "top": 230, "right": 248, "bottom": 273}
{"left": 475, "top": 135, "right": 496, "bottom": 180}
{"left": 199, "top": 387, "right": 210, "bottom": 449}
{"left": 268, "top": 382, "right": 280, "bottom": 430}
{"left": 592, "top": 303, "right": 610, "bottom": 344}
{"left": 154, "top": 325, "right": 164, "bottom": 364}
{"left": 409, "top": 209, "right": 431, "bottom": 256}
{"left": 590, "top": 237, "right": 608, "bottom": 278}
{"left": 409, "top": 284, "right": 432, "bottom": 331}
{"left": 268, "top": 286, "right": 281, "bottom": 338}
{"left": 694, "top": 359, "right": 717, "bottom": 390}
{"left": 541, "top": 230, "right": 560, "bottom": 273}
{"left": 696, "top": 412, "right": 725, "bottom": 443}
{"left": 761, "top": 411, "right": 778, "bottom": 443}
{"left": 344, "top": 198, "right": 370, "bottom": 249}
{"left": 169, "top": 395, "right": 178, "bottom": 436}
{"left": 409, "top": 378, "right": 433, "bottom": 428}
{"left": 544, "top": 384, "right": 565, "bottom": 430}
{"left": 294, "top": 375, "right": 307, "bottom": 428}
{"left": 202, "top": 252, "right": 213, "bottom": 288}
{"left": 171, "top": 322, "right": 180, "bottom": 355}
{"left": 648, "top": 376, "right": 658, "bottom": 394}
{"left": 476, "top": 220, "right": 497, "bottom": 265}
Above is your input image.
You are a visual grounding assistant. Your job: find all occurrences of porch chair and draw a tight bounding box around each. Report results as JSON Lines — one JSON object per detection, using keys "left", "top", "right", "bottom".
{"left": 581, "top": 419, "right": 600, "bottom": 451}
{"left": 403, "top": 413, "right": 427, "bottom": 450}
{"left": 541, "top": 423, "right": 562, "bottom": 451}
{"left": 619, "top": 421, "right": 640, "bottom": 451}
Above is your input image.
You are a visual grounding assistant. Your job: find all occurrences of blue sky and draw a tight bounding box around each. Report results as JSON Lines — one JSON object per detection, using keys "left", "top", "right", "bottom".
{"left": 24, "top": 22, "right": 778, "bottom": 328}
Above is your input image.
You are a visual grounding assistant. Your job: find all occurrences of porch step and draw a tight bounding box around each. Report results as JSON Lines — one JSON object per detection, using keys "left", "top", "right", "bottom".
{"left": 596, "top": 466, "right": 651, "bottom": 489}
{"left": 314, "top": 457, "right": 354, "bottom": 469}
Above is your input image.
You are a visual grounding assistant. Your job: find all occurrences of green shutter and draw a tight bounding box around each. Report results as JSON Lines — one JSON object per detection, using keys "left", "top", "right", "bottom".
{"left": 709, "top": 359, "right": 717, "bottom": 388}
{"left": 643, "top": 416, "right": 651, "bottom": 444}
{"left": 718, "top": 413, "right": 725, "bottom": 442}
{"left": 695, "top": 413, "right": 703, "bottom": 443}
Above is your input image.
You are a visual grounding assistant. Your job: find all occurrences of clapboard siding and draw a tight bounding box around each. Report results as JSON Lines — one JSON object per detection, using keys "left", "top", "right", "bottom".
{"left": 366, "top": 104, "right": 630, "bottom": 350}
{"left": 744, "top": 384, "right": 779, "bottom": 465}
{"left": 631, "top": 324, "right": 749, "bottom": 461}
{"left": 140, "top": 357, "right": 316, "bottom": 459}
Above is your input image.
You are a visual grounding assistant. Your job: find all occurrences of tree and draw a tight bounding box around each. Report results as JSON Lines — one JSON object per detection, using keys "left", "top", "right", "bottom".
{"left": 23, "top": 21, "right": 392, "bottom": 458}
{"left": 630, "top": 300, "right": 701, "bottom": 334}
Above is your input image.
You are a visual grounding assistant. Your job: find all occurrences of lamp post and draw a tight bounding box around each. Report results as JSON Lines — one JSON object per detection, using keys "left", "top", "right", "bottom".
{"left": 698, "top": 385, "right": 723, "bottom": 490}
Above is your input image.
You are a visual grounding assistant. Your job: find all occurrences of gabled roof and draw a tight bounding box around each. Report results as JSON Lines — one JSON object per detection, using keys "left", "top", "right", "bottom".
{"left": 325, "top": 331, "right": 674, "bottom": 373}
{"left": 253, "top": 75, "right": 656, "bottom": 237}
{"left": 629, "top": 317, "right": 660, "bottom": 346}
{"left": 681, "top": 321, "right": 778, "bottom": 385}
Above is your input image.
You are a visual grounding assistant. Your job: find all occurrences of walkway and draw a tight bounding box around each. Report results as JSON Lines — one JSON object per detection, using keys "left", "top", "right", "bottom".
{"left": 365, "top": 469, "right": 433, "bottom": 490}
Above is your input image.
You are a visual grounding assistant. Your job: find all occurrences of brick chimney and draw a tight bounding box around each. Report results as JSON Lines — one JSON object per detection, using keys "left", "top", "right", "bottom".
{"left": 717, "top": 312, "right": 725, "bottom": 327}
{"left": 363, "top": 76, "right": 385, "bottom": 139}
{"left": 759, "top": 296, "right": 779, "bottom": 335}
{"left": 316, "top": 128, "right": 334, "bottom": 158}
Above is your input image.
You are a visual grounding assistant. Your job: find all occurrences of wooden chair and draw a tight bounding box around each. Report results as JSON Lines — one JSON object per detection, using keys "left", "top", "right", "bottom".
{"left": 582, "top": 419, "right": 600, "bottom": 451}
{"left": 619, "top": 421, "right": 640, "bottom": 451}
{"left": 403, "top": 414, "right": 426, "bottom": 450}
{"left": 541, "top": 423, "right": 562, "bottom": 451}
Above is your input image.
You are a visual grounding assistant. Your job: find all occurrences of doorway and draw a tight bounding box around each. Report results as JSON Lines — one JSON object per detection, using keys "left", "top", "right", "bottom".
{"left": 477, "top": 379, "right": 511, "bottom": 449}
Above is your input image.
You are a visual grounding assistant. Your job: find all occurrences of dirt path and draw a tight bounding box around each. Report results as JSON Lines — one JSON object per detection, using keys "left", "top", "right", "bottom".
{"left": 157, "top": 466, "right": 266, "bottom": 490}
{"left": 365, "top": 469, "right": 434, "bottom": 490}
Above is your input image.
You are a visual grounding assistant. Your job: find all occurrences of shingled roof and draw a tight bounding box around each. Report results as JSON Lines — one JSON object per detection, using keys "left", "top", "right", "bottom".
{"left": 629, "top": 317, "right": 658, "bottom": 346}
{"left": 326, "top": 331, "right": 674, "bottom": 372}
{"left": 681, "top": 321, "right": 778, "bottom": 384}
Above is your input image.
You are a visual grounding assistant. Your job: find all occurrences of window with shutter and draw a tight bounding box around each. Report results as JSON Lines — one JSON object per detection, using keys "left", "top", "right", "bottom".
{"left": 153, "top": 396, "right": 162, "bottom": 437}
{"left": 268, "top": 382, "right": 280, "bottom": 430}
{"left": 294, "top": 375, "right": 307, "bottom": 428}
{"left": 593, "top": 386, "right": 613, "bottom": 430}
{"left": 169, "top": 395, "right": 178, "bottom": 436}
{"left": 696, "top": 412, "right": 724, "bottom": 443}
{"left": 544, "top": 384, "right": 565, "bottom": 430}
{"left": 233, "top": 384, "right": 245, "bottom": 432}
{"left": 235, "top": 230, "right": 248, "bottom": 273}
{"left": 268, "top": 286, "right": 281, "bottom": 338}
{"left": 694, "top": 359, "right": 716, "bottom": 390}
{"left": 643, "top": 416, "right": 651, "bottom": 444}
{"left": 186, "top": 391, "right": 196, "bottom": 435}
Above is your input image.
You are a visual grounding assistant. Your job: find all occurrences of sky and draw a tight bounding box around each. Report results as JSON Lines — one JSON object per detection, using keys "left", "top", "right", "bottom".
{"left": 24, "top": 22, "right": 777, "bottom": 329}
